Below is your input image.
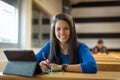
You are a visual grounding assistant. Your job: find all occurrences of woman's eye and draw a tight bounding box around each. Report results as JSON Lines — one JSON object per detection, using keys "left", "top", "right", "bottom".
{"left": 64, "top": 27, "right": 69, "bottom": 30}
{"left": 56, "top": 28, "right": 60, "bottom": 31}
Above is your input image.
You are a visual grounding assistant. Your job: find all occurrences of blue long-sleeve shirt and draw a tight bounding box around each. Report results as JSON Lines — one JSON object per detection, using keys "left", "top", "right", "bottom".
{"left": 36, "top": 41, "right": 97, "bottom": 73}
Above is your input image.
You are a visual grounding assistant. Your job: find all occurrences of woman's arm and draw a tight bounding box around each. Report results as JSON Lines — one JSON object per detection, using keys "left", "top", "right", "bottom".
{"left": 50, "top": 64, "right": 82, "bottom": 72}
{"left": 65, "top": 64, "right": 82, "bottom": 72}
{"left": 78, "top": 43, "right": 97, "bottom": 73}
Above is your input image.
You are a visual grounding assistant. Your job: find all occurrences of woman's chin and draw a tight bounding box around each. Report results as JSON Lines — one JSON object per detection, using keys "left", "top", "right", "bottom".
{"left": 60, "top": 41, "right": 68, "bottom": 44}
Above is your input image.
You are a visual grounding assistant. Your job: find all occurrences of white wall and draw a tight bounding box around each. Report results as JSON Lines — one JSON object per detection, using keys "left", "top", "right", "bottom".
{"left": 71, "top": 6, "right": 120, "bottom": 18}
{"left": 75, "top": 23, "right": 120, "bottom": 33}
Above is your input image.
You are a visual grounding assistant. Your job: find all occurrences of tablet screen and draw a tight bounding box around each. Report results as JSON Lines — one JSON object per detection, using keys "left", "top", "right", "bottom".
{"left": 4, "top": 50, "right": 37, "bottom": 61}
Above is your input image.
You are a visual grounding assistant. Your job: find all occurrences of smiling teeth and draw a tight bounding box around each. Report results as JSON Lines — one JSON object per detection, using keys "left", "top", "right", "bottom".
{"left": 61, "top": 36, "right": 66, "bottom": 38}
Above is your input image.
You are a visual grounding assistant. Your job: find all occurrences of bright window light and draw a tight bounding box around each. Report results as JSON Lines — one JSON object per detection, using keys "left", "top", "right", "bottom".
{"left": 0, "top": 1, "right": 18, "bottom": 44}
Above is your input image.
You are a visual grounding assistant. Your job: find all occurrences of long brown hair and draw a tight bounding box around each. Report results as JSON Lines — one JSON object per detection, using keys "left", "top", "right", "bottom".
{"left": 49, "top": 14, "right": 79, "bottom": 64}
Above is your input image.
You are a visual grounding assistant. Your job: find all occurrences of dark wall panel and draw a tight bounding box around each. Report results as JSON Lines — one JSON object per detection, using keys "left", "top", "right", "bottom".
{"left": 77, "top": 33, "right": 120, "bottom": 38}
{"left": 72, "top": 1, "right": 120, "bottom": 8}
{"left": 74, "top": 17, "right": 120, "bottom": 23}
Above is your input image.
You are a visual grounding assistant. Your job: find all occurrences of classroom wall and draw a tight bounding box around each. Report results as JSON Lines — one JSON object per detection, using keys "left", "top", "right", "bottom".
{"left": 71, "top": 1, "right": 120, "bottom": 50}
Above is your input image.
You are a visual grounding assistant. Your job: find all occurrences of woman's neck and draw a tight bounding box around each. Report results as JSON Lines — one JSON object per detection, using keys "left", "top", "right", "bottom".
{"left": 60, "top": 43, "right": 67, "bottom": 48}
{"left": 60, "top": 43, "right": 68, "bottom": 55}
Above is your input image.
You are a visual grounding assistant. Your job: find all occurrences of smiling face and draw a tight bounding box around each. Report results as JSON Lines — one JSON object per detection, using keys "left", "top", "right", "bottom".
{"left": 55, "top": 20, "right": 70, "bottom": 45}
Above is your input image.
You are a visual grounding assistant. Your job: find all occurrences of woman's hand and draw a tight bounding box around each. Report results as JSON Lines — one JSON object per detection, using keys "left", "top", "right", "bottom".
{"left": 39, "top": 59, "right": 51, "bottom": 72}
{"left": 50, "top": 63, "right": 62, "bottom": 72}
{"left": 39, "top": 60, "right": 62, "bottom": 72}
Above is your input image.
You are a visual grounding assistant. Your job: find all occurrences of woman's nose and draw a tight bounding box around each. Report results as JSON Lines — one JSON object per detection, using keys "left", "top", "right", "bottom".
{"left": 60, "top": 29, "right": 65, "bottom": 35}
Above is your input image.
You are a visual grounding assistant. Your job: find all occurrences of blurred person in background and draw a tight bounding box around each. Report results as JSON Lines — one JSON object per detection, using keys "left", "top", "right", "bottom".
{"left": 92, "top": 39, "right": 109, "bottom": 54}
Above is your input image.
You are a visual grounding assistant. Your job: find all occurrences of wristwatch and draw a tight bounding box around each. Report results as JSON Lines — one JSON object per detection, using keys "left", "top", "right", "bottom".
{"left": 62, "top": 64, "right": 68, "bottom": 72}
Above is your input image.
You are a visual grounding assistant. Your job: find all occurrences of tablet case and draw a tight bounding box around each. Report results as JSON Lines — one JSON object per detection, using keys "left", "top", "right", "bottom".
{"left": 3, "top": 50, "right": 41, "bottom": 77}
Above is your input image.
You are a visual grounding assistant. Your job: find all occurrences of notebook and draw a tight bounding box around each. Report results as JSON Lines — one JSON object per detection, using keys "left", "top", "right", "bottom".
{"left": 3, "top": 50, "right": 41, "bottom": 77}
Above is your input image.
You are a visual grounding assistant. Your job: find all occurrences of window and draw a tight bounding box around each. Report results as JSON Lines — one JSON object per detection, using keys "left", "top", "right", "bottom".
{"left": 42, "top": 18, "right": 50, "bottom": 24}
{"left": 0, "top": 0, "right": 19, "bottom": 48}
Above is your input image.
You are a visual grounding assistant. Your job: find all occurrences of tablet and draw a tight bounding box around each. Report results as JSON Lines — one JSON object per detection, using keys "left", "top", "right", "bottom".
{"left": 3, "top": 50, "right": 41, "bottom": 76}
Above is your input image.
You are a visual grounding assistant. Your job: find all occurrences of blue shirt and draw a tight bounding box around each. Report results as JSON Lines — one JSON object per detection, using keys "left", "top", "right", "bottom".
{"left": 36, "top": 41, "right": 97, "bottom": 73}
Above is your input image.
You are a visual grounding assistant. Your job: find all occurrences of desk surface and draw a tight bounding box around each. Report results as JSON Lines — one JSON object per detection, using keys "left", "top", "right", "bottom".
{"left": 0, "top": 71, "right": 120, "bottom": 80}
{"left": 93, "top": 52, "right": 120, "bottom": 62}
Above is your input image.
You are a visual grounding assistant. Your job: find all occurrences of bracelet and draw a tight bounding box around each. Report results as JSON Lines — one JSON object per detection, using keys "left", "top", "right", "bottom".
{"left": 62, "top": 64, "right": 68, "bottom": 72}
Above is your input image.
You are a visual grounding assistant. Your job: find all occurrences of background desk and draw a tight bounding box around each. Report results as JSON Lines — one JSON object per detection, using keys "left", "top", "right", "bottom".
{"left": 93, "top": 52, "right": 120, "bottom": 71}
{"left": 97, "top": 62, "right": 120, "bottom": 71}
{"left": 0, "top": 71, "right": 120, "bottom": 80}
{"left": 93, "top": 53, "right": 120, "bottom": 62}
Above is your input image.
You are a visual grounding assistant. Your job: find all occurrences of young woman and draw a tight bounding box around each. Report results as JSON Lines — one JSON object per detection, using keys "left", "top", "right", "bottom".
{"left": 36, "top": 14, "right": 97, "bottom": 73}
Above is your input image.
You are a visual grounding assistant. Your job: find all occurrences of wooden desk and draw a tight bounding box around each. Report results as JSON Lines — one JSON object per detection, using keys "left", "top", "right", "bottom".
{"left": 97, "top": 62, "right": 120, "bottom": 71}
{"left": 93, "top": 53, "right": 120, "bottom": 62}
{"left": 93, "top": 53, "right": 120, "bottom": 71}
{"left": 0, "top": 71, "right": 120, "bottom": 80}
{"left": 110, "top": 52, "right": 120, "bottom": 58}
